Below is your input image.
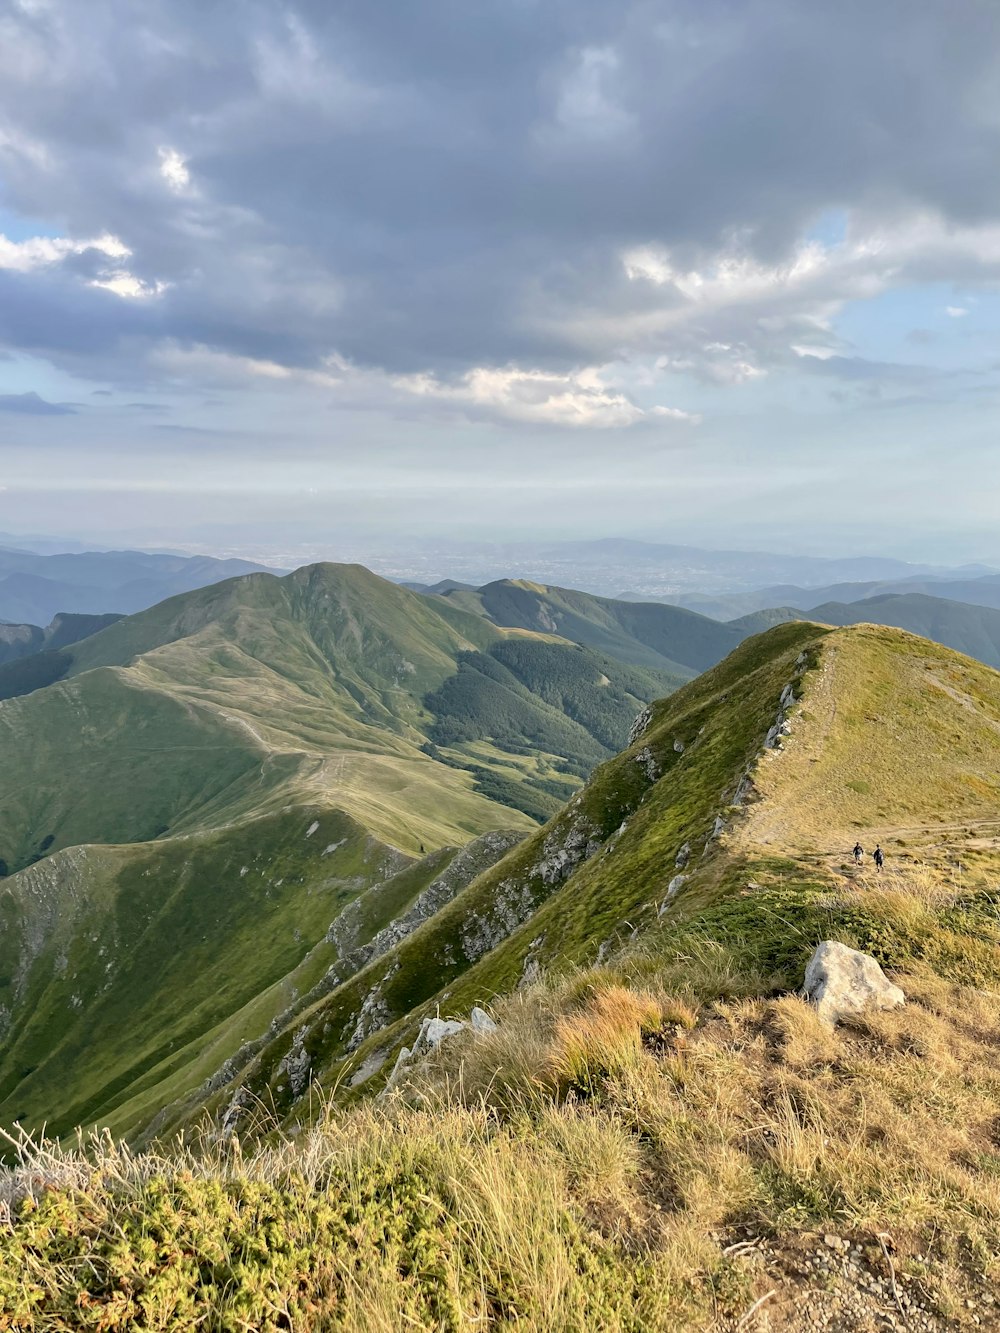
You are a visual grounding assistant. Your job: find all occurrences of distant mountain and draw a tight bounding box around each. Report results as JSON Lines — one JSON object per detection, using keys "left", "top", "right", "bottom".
{"left": 807, "top": 593, "right": 1000, "bottom": 669}
{"left": 438, "top": 578, "right": 744, "bottom": 676}
{"left": 672, "top": 572, "right": 1000, "bottom": 620}
{"left": 0, "top": 611, "right": 123, "bottom": 666}
{"left": 0, "top": 546, "right": 282, "bottom": 623}
{"left": 365, "top": 537, "right": 991, "bottom": 600}
{"left": 726, "top": 606, "right": 803, "bottom": 634}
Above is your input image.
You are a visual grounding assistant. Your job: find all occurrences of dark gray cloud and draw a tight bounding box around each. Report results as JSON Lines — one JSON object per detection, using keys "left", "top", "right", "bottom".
{"left": 0, "top": 391, "right": 76, "bottom": 415}
{"left": 0, "top": 0, "right": 999, "bottom": 404}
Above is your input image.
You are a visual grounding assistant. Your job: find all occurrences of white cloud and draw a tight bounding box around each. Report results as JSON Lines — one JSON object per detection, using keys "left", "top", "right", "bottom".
{"left": 946, "top": 305, "right": 968, "bottom": 317}
{"left": 792, "top": 344, "right": 839, "bottom": 359}
{"left": 395, "top": 364, "right": 697, "bottom": 428}
{"left": 158, "top": 147, "right": 190, "bottom": 192}
{"left": 0, "top": 229, "right": 167, "bottom": 300}
{"left": 0, "top": 231, "right": 128, "bottom": 272}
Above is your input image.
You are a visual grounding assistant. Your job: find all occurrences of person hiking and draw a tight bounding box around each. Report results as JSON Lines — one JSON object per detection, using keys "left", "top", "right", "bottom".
{"left": 873, "top": 845, "right": 884, "bottom": 873}
{"left": 853, "top": 842, "right": 864, "bottom": 865}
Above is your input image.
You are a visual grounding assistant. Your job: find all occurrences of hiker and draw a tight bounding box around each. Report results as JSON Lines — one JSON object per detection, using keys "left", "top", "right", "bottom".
{"left": 852, "top": 842, "right": 864, "bottom": 865}
{"left": 873, "top": 844, "right": 884, "bottom": 873}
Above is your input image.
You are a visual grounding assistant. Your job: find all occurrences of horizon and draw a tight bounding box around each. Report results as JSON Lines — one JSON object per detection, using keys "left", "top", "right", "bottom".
{"left": 1, "top": 2, "right": 998, "bottom": 560}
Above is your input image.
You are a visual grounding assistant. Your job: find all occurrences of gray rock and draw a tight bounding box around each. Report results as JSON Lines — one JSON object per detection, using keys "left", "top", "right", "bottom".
{"left": 659, "top": 874, "right": 687, "bottom": 914}
{"left": 634, "top": 745, "right": 661, "bottom": 782}
{"left": 803, "top": 940, "right": 906, "bottom": 1025}
{"left": 470, "top": 1005, "right": 498, "bottom": 1034}
{"left": 627, "top": 707, "right": 653, "bottom": 746}
{"left": 673, "top": 738, "right": 685, "bottom": 753}
{"left": 674, "top": 841, "right": 691, "bottom": 869}
{"left": 414, "top": 1015, "right": 466, "bottom": 1055}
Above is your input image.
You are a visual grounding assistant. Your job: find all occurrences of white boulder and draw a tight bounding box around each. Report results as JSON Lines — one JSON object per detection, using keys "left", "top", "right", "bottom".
{"left": 470, "top": 1005, "right": 498, "bottom": 1034}
{"left": 803, "top": 940, "right": 905, "bottom": 1026}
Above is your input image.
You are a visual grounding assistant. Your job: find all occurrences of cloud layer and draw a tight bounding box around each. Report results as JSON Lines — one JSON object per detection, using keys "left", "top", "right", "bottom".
{"left": 1, "top": 0, "right": 999, "bottom": 427}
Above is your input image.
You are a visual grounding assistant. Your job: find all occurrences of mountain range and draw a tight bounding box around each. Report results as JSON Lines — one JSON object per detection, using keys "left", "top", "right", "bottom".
{"left": 3, "top": 560, "right": 1000, "bottom": 1325}
{"left": 0, "top": 544, "right": 282, "bottom": 624}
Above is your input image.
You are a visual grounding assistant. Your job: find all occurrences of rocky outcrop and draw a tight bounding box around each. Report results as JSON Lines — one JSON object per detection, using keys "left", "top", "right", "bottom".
{"left": 530, "top": 815, "right": 602, "bottom": 888}
{"left": 382, "top": 1006, "right": 499, "bottom": 1096}
{"left": 803, "top": 941, "right": 905, "bottom": 1026}
{"left": 633, "top": 746, "right": 661, "bottom": 782}
{"left": 327, "top": 831, "right": 524, "bottom": 979}
{"left": 627, "top": 707, "right": 653, "bottom": 746}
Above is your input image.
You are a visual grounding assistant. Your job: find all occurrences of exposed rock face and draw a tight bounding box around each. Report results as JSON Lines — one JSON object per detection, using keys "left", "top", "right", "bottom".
{"left": 530, "top": 817, "right": 602, "bottom": 888}
{"left": 627, "top": 707, "right": 653, "bottom": 746}
{"left": 803, "top": 941, "right": 905, "bottom": 1026}
{"left": 674, "top": 842, "right": 690, "bottom": 869}
{"left": 634, "top": 746, "right": 661, "bottom": 782}
{"left": 765, "top": 681, "right": 797, "bottom": 749}
{"left": 658, "top": 875, "right": 687, "bottom": 915}
{"left": 327, "top": 830, "right": 524, "bottom": 977}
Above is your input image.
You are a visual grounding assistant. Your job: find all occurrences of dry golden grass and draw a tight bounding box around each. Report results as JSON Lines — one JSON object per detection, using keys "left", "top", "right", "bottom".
{"left": 4, "top": 965, "right": 1000, "bottom": 1328}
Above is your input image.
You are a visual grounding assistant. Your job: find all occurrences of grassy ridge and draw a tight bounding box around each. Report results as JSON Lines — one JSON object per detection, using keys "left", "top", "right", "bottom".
{"left": 5, "top": 623, "right": 1000, "bottom": 1327}
{"left": 195, "top": 622, "right": 1000, "bottom": 1147}
{"left": 442, "top": 578, "right": 744, "bottom": 674}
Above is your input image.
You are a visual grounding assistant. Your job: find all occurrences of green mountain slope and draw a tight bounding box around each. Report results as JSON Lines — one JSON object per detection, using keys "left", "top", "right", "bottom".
{"left": 0, "top": 563, "right": 679, "bottom": 1135}
{"left": 7, "top": 620, "right": 1000, "bottom": 1328}
{"left": 192, "top": 621, "right": 1000, "bottom": 1145}
{"left": 441, "top": 578, "right": 743, "bottom": 676}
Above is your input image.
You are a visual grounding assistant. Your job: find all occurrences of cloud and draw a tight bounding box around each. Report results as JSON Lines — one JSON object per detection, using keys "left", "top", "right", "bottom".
{"left": 0, "top": 390, "right": 76, "bottom": 414}
{"left": 0, "top": 0, "right": 998, "bottom": 427}
{"left": 946, "top": 305, "right": 969, "bottom": 317}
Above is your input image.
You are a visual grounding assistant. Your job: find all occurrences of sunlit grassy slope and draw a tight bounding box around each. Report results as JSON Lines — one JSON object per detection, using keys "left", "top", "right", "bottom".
{"left": 196, "top": 622, "right": 1000, "bottom": 1140}
{"left": 0, "top": 563, "right": 688, "bottom": 1137}
{"left": 7, "top": 621, "right": 1000, "bottom": 1330}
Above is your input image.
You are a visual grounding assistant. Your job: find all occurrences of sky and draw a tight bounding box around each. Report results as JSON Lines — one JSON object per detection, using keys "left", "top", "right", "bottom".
{"left": 1, "top": 0, "right": 999, "bottom": 564}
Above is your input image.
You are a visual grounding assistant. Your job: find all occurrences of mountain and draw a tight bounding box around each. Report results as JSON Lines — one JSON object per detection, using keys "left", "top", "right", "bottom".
{"left": 362, "top": 536, "right": 989, "bottom": 600}
{"left": 150, "top": 619, "right": 1000, "bottom": 1139}
{"left": 673, "top": 570, "right": 1000, "bottom": 619}
{"left": 5, "top": 618, "right": 1000, "bottom": 1326}
{"left": 725, "top": 605, "right": 802, "bottom": 634}
{"left": 0, "top": 546, "right": 281, "bottom": 624}
{"left": 438, "top": 578, "right": 744, "bottom": 676}
{"left": 0, "top": 562, "right": 680, "bottom": 1135}
{"left": 0, "top": 611, "right": 123, "bottom": 665}
{"left": 806, "top": 592, "right": 1000, "bottom": 669}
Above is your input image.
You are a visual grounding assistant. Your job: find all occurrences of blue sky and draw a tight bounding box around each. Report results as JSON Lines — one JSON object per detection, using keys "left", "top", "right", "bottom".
{"left": 0, "top": 0, "right": 998, "bottom": 563}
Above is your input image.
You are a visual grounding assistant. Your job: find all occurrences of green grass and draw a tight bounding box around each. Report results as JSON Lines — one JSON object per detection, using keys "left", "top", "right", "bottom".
{"left": 6, "top": 618, "right": 1000, "bottom": 1326}
{"left": 444, "top": 577, "right": 743, "bottom": 674}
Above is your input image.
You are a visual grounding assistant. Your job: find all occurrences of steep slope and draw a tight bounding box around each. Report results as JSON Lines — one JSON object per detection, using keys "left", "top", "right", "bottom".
{"left": 0, "top": 564, "right": 676, "bottom": 1135}
{"left": 442, "top": 578, "right": 743, "bottom": 675}
{"left": 196, "top": 621, "right": 1000, "bottom": 1143}
{"left": 726, "top": 605, "right": 801, "bottom": 634}
{"left": 8, "top": 622, "right": 1000, "bottom": 1329}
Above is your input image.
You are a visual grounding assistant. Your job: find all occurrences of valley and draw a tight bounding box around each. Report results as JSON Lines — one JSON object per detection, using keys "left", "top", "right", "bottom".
{"left": 3, "top": 564, "right": 1000, "bottom": 1329}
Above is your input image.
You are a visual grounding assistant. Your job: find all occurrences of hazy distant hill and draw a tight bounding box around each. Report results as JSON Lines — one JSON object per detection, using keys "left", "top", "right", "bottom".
{"left": 672, "top": 571, "right": 1000, "bottom": 620}
{"left": 0, "top": 611, "right": 123, "bottom": 666}
{"left": 376, "top": 537, "right": 991, "bottom": 600}
{"left": 0, "top": 546, "right": 281, "bottom": 623}
{"left": 806, "top": 592, "right": 1000, "bottom": 669}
